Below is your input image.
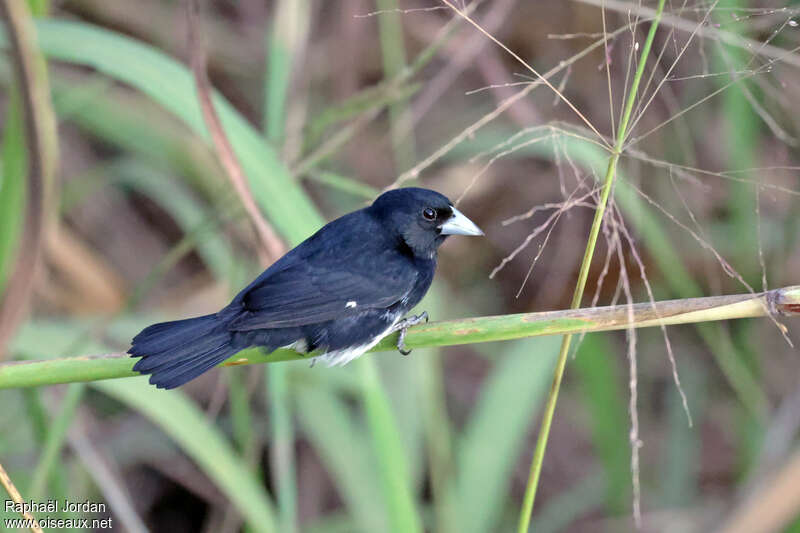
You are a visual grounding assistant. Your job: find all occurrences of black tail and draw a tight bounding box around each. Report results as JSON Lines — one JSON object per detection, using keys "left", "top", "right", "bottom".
{"left": 129, "top": 314, "right": 238, "bottom": 389}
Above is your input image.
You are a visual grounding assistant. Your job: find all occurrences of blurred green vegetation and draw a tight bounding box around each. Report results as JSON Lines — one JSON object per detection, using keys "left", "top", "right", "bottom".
{"left": 1, "top": 1, "right": 800, "bottom": 532}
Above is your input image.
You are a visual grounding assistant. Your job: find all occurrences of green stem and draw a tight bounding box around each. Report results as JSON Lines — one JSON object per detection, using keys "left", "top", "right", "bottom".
{"left": 358, "top": 359, "right": 423, "bottom": 533}
{"left": 376, "top": 0, "right": 416, "bottom": 172}
{"left": 2, "top": 286, "right": 797, "bottom": 390}
{"left": 29, "top": 383, "right": 85, "bottom": 499}
{"left": 267, "top": 365, "right": 298, "bottom": 533}
{"left": 517, "top": 2, "right": 668, "bottom": 531}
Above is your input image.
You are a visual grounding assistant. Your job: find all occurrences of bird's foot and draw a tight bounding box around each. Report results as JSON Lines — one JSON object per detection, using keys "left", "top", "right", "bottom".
{"left": 394, "top": 311, "right": 429, "bottom": 356}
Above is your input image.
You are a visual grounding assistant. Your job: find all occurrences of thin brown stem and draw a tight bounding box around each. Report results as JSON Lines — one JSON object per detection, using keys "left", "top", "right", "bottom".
{"left": 0, "top": 461, "right": 43, "bottom": 533}
{"left": 186, "top": 0, "right": 286, "bottom": 264}
{"left": 0, "top": 0, "right": 57, "bottom": 359}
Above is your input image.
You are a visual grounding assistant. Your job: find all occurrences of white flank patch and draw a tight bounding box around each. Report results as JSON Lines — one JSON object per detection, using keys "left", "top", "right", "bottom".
{"left": 286, "top": 338, "right": 309, "bottom": 353}
{"left": 345, "top": 301, "right": 357, "bottom": 308}
{"left": 314, "top": 314, "right": 401, "bottom": 367}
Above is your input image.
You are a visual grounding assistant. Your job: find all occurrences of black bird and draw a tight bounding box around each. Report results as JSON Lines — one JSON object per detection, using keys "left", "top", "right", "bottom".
{"left": 129, "top": 187, "right": 483, "bottom": 389}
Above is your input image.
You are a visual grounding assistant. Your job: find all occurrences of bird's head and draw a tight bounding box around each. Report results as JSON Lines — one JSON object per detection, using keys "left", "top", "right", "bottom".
{"left": 369, "top": 187, "right": 483, "bottom": 258}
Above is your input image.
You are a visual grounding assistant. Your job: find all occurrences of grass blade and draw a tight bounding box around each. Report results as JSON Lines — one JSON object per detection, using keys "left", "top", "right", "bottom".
{"left": 267, "top": 365, "right": 298, "bottom": 533}
{"left": 358, "top": 358, "right": 422, "bottom": 533}
{"left": 264, "top": 0, "right": 310, "bottom": 144}
{"left": 28, "top": 383, "right": 85, "bottom": 500}
{"left": 376, "top": 0, "right": 416, "bottom": 171}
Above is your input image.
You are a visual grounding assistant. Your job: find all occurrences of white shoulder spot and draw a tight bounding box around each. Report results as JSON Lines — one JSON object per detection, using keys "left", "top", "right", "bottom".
{"left": 346, "top": 301, "right": 357, "bottom": 309}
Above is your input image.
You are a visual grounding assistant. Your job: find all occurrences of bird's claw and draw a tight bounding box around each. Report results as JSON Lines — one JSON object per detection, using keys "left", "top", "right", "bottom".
{"left": 397, "top": 328, "right": 412, "bottom": 356}
{"left": 394, "top": 311, "right": 429, "bottom": 356}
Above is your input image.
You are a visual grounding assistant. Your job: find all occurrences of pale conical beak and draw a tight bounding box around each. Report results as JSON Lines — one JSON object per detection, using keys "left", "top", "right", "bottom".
{"left": 439, "top": 206, "right": 484, "bottom": 236}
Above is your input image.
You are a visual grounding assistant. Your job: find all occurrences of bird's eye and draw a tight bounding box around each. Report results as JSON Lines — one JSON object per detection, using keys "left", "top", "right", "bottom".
{"left": 422, "top": 207, "right": 436, "bottom": 220}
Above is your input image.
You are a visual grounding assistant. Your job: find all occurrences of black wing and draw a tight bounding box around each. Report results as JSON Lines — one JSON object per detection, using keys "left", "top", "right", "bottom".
{"left": 227, "top": 253, "right": 416, "bottom": 330}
